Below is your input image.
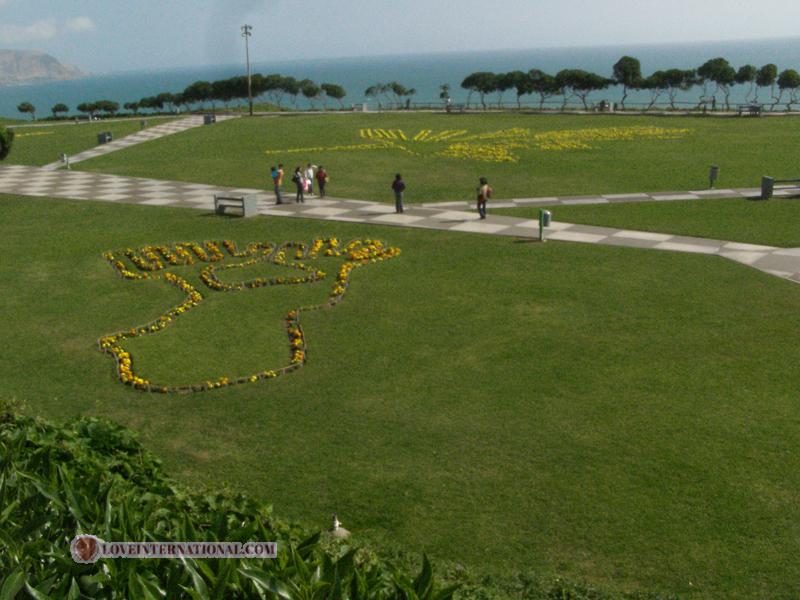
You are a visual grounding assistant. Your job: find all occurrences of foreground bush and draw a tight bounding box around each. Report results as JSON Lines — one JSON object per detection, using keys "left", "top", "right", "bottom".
{"left": 0, "top": 404, "right": 458, "bottom": 599}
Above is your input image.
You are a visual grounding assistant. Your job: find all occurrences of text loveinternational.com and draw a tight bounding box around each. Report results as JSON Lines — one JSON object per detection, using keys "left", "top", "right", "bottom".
{"left": 70, "top": 535, "right": 277, "bottom": 563}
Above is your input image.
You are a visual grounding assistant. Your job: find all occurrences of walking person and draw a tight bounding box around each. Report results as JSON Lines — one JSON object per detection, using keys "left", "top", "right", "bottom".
{"left": 476, "top": 176, "right": 492, "bottom": 219}
{"left": 305, "top": 163, "right": 316, "bottom": 196}
{"left": 391, "top": 173, "right": 406, "bottom": 213}
{"left": 316, "top": 166, "right": 328, "bottom": 198}
{"left": 272, "top": 163, "right": 284, "bottom": 205}
{"left": 292, "top": 166, "right": 305, "bottom": 203}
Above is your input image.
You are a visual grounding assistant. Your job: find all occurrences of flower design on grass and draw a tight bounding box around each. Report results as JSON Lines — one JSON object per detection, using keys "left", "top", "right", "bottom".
{"left": 263, "top": 126, "right": 691, "bottom": 164}
{"left": 99, "top": 238, "right": 400, "bottom": 393}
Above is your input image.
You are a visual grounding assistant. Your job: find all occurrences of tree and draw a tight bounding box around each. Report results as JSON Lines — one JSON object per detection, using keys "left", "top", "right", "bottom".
{"left": 365, "top": 83, "right": 389, "bottom": 107}
{"left": 182, "top": 80, "right": 212, "bottom": 109}
{"left": 262, "top": 74, "right": 287, "bottom": 107}
{"left": 572, "top": 71, "right": 612, "bottom": 110}
{"left": 528, "top": 69, "right": 559, "bottom": 110}
{"left": 697, "top": 58, "right": 736, "bottom": 110}
{"left": 494, "top": 72, "right": 517, "bottom": 108}
{"left": 641, "top": 72, "right": 667, "bottom": 111}
{"left": 777, "top": 69, "right": 800, "bottom": 110}
{"left": 156, "top": 92, "right": 176, "bottom": 113}
{"left": 0, "top": 126, "right": 14, "bottom": 160}
{"left": 281, "top": 77, "right": 301, "bottom": 107}
{"left": 124, "top": 102, "right": 140, "bottom": 115}
{"left": 17, "top": 102, "right": 36, "bottom": 121}
{"left": 321, "top": 83, "right": 346, "bottom": 109}
{"left": 76, "top": 102, "right": 98, "bottom": 119}
{"left": 95, "top": 100, "right": 120, "bottom": 116}
{"left": 51, "top": 103, "right": 69, "bottom": 118}
{"left": 300, "top": 80, "right": 321, "bottom": 109}
{"left": 555, "top": 70, "right": 609, "bottom": 110}
{"left": 735, "top": 65, "right": 758, "bottom": 102}
{"left": 211, "top": 79, "right": 236, "bottom": 109}
{"left": 461, "top": 72, "right": 496, "bottom": 109}
{"left": 756, "top": 64, "right": 779, "bottom": 108}
{"left": 657, "top": 69, "right": 696, "bottom": 109}
{"left": 508, "top": 71, "right": 533, "bottom": 108}
{"left": 438, "top": 83, "right": 451, "bottom": 104}
{"left": 612, "top": 56, "right": 642, "bottom": 109}
{"left": 383, "top": 82, "right": 416, "bottom": 107}
{"left": 139, "top": 96, "right": 163, "bottom": 113}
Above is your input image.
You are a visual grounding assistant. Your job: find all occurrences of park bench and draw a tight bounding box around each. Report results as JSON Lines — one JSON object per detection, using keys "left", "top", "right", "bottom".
{"left": 737, "top": 103, "right": 762, "bottom": 116}
{"left": 760, "top": 176, "right": 800, "bottom": 200}
{"left": 445, "top": 103, "right": 466, "bottom": 114}
{"left": 214, "top": 193, "right": 258, "bottom": 217}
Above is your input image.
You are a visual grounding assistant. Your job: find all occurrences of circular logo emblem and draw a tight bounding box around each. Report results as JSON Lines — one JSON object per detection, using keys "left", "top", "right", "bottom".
{"left": 70, "top": 534, "right": 101, "bottom": 564}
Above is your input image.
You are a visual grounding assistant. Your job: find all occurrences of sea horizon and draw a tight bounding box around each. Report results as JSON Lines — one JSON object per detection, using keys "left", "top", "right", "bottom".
{"left": 4, "top": 35, "right": 800, "bottom": 118}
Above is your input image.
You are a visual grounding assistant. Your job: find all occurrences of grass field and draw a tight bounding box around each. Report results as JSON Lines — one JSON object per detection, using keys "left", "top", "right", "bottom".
{"left": 4, "top": 194, "right": 800, "bottom": 598}
{"left": 69, "top": 112, "right": 800, "bottom": 203}
{"left": 4, "top": 116, "right": 176, "bottom": 166}
{"left": 496, "top": 196, "right": 800, "bottom": 247}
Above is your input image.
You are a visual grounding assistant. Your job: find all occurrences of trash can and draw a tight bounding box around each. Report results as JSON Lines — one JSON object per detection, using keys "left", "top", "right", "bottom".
{"left": 761, "top": 176, "right": 774, "bottom": 200}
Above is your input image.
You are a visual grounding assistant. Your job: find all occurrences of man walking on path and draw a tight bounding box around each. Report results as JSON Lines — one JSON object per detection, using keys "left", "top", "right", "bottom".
{"left": 272, "top": 163, "right": 284, "bottom": 205}
{"left": 392, "top": 174, "right": 406, "bottom": 213}
{"left": 477, "top": 176, "right": 492, "bottom": 219}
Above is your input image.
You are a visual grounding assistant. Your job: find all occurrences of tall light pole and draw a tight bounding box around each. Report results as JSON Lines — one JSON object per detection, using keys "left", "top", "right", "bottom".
{"left": 241, "top": 24, "right": 253, "bottom": 116}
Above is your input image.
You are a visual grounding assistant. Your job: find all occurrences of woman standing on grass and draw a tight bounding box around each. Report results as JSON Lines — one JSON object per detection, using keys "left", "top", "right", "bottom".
{"left": 476, "top": 176, "right": 492, "bottom": 219}
{"left": 292, "top": 166, "right": 305, "bottom": 203}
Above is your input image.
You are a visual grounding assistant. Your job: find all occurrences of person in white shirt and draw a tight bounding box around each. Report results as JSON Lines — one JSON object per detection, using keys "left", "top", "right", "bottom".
{"left": 305, "top": 163, "right": 317, "bottom": 196}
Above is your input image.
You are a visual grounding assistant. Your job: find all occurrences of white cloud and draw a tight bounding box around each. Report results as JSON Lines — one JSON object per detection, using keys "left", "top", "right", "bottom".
{"left": 0, "top": 19, "right": 57, "bottom": 44}
{"left": 65, "top": 16, "right": 96, "bottom": 34}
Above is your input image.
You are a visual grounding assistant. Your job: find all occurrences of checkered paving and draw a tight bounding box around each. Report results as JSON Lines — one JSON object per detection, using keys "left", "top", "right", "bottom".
{"left": 2, "top": 163, "right": 800, "bottom": 284}
{"left": 40, "top": 115, "right": 239, "bottom": 171}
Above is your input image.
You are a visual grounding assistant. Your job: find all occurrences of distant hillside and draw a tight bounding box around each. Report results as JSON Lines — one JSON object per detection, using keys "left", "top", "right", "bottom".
{"left": 0, "top": 49, "right": 85, "bottom": 85}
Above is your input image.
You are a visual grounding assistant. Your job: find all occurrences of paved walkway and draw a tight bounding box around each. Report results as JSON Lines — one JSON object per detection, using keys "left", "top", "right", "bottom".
{"left": 1, "top": 163, "right": 799, "bottom": 284}
{"left": 40, "top": 115, "right": 239, "bottom": 171}
{"left": 421, "top": 187, "right": 775, "bottom": 209}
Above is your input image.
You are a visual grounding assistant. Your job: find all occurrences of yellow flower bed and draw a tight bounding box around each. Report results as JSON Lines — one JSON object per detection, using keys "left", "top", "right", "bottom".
{"left": 99, "top": 238, "right": 400, "bottom": 394}
{"left": 263, "top": 126, "right": 691, "bottom": 164}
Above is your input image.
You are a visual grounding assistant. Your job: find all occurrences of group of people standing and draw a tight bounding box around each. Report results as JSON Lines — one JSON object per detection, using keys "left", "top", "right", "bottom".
{"left": 270, "top": 164, "right": 493, "bottom": 219}
{"left": 271, "top": 163, "right": 329, "bottom": 204}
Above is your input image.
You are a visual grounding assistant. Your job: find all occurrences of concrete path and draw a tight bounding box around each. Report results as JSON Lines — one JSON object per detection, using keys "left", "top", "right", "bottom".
{"left": 2, "top": 163, "right": 799, "bottom": 284}
{"left": 422, "top": 187, "right": 782, "bottom": 210}
{"left": 40, "top": 115, "right": 239, "bottom": 171}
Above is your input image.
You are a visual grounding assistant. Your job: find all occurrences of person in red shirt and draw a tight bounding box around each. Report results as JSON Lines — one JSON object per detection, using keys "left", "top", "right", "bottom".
{"left": 316, "top": 166, "right": 329, "bottom": 198}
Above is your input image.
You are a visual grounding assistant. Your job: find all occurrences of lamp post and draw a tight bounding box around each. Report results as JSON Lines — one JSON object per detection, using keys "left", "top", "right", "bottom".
{"left": 241, "top": 24, "right": 253, "bottom": 116}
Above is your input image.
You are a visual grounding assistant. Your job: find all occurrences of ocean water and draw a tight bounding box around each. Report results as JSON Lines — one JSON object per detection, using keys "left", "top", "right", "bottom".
{"left": 3, "top": 36, "right": 800, "bottom": 118}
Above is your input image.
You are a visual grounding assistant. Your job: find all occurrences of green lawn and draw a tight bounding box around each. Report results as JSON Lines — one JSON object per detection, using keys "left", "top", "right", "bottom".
{"left": 71, "top": 112, "right": 800, "bottom": 203}
{"left": 495, "top": 196, "right": 800, "bottom": 247}
{"left": 4, "top": 116, "right": 177, "bottom": 166}
{"left": 4, "top": 194, "right": 800, "bottom": 598}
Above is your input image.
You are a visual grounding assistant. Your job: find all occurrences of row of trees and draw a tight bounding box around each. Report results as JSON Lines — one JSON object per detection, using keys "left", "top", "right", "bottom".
{"left": 126, "top": 74, "right": 348, "bottom": 113}
{"left": 458, "top": 57, "right": 800, "bottom": 111}
{"left": 14, "top": 74, "right": 350, "bottom": 121}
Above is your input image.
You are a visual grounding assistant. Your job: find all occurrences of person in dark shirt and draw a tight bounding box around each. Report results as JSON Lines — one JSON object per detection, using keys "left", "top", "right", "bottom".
{"left": 391, "top": 173, "right": 406, "bottom": 213}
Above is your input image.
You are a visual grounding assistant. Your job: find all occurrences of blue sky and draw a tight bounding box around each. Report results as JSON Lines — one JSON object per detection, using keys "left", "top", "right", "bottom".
{"left": 3, "top": 0, "right": 800, "bottom": 73}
